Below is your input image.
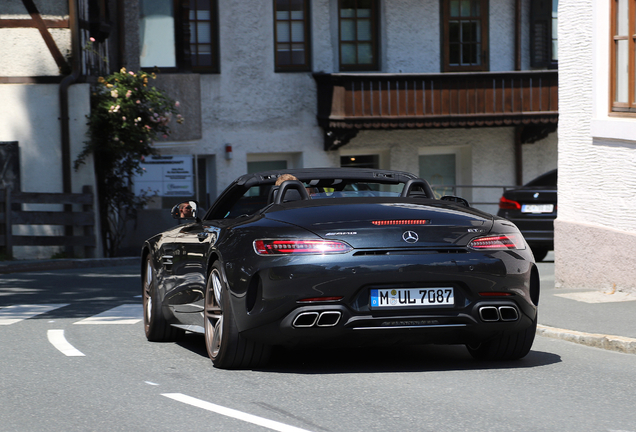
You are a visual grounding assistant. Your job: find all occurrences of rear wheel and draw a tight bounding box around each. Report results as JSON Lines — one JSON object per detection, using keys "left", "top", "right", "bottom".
{"left": 142, "top": 255, "right": 184, "bottom": 341}
{"left": 467, "top": 316, "right": 537, "bottom": 361}
{"left": 204, "top": 261, "right": 271, "bottom": 369}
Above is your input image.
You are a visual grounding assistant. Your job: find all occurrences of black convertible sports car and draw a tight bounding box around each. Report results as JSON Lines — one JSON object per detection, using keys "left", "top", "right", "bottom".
{"left": 142, "top": 168, "right": 539, "bottom": 369}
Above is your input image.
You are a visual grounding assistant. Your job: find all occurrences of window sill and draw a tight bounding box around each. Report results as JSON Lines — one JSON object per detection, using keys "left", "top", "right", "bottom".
{"left": 591, "top": 117, "right": 636, "bottom": 142}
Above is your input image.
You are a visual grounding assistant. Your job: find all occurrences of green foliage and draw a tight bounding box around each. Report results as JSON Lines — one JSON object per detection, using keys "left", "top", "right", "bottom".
{"left": 75, "top": 68, "right": 183, "bottom": 257}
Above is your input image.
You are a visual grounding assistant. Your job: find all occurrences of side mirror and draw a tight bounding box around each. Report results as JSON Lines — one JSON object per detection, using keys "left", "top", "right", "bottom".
{"left": 171, "top": 201, "right": 199, "bottom": 219}
{"left": 440, "top": 195, "right": 470, "bottom": 207}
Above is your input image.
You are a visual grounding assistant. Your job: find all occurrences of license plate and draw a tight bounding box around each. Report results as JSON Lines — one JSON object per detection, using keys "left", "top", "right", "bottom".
{"left": 521, "top": 204, "right": 554, "bottom": 213}
{"left": 370, "top": 288, "right": 454, "bottom": 308}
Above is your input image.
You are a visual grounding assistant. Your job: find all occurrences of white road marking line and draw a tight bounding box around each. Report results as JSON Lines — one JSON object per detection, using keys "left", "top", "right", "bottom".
{"left": 162, "top": 393, "right": 313, "bottom": 432}
{"left": 0, "top": 304, "right": 69, "bottom": 325}
{"left": 47, "top": 329, "right": 85, "bottom": 357}
{"left": 73, "top": 304, "right": 143, "bottom": 324}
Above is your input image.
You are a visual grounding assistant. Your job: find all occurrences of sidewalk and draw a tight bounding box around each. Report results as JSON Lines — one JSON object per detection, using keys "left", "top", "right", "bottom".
{"left": 534, "top": 253, "right": 636, "bottom": 354}
{"left": 1, "top": 253, "right": 635, "bottom": 355}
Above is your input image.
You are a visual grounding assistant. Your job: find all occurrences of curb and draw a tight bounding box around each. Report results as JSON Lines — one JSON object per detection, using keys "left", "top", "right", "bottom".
{"left": 0, "top": 257, "right": 138, "bottom": 274}
{"left": 537, "top": 324, "right": 636, "bottom": 355}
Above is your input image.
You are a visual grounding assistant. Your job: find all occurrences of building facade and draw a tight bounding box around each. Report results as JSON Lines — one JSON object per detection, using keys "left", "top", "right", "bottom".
{"left": 1, "top": 0, "right": 558, "bottom": 257}
{"left": 555, "top": 0, "right": 636, "bottom": 293}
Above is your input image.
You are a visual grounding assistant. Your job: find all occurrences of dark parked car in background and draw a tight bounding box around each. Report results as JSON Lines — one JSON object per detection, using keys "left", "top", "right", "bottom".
{"left": 498, "top": 169, "right": 557, "bottom": 262}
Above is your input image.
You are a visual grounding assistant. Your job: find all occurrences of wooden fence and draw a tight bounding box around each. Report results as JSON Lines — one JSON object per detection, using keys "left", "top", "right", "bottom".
{"left": 0, "top": 185, "right": 96, "bottom": 258}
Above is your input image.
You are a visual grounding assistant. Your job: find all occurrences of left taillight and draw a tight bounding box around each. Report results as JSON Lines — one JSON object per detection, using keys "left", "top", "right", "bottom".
{"left": 499, "top": 196, "right": 521, "bottom": 210}
{"left": 253, "top": 239, "right": 353, "bottom": 255}
{"left": 468, "top": 233, "right": 526, "bottom": 250}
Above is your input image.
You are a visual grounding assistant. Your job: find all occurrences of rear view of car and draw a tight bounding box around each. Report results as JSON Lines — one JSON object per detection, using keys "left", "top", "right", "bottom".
{"left": 497, "top": 169, "right": 557, "bottom": 261}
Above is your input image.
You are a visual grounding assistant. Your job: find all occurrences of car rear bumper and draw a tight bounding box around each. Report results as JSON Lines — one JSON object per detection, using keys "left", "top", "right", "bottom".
{"left": 241, "top": 299, "right": 537, "bottom": 347}
{"left": 229, "top": 249, "right": 539, "bottom": 347}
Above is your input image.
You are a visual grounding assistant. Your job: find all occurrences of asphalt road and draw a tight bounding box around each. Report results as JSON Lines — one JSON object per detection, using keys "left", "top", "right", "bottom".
{"left": 1, "top": 264, "right": 635, "bottom": 432}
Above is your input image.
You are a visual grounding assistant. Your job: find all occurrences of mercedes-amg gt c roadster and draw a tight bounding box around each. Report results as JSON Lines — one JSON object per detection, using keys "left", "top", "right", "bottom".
{"left": 142, "top": 168, "right": 539, "bottom": 369}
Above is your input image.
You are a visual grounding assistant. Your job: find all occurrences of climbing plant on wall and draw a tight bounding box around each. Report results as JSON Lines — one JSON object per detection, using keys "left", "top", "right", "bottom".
{"left": 75, "top": 68, "right": 183, "bottom": 257}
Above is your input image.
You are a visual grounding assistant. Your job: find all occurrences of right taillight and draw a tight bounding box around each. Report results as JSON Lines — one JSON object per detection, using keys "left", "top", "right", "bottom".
{"left": 468, "top": 234, "right": 526, "bottom": 250}
{"left": 499, "top": 196, "right": 521, "bottom": 210}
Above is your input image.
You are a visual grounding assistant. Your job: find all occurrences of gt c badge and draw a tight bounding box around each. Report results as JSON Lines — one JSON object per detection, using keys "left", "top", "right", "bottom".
{"left": 402, "top": 231, "right": 419, "bottom": 243}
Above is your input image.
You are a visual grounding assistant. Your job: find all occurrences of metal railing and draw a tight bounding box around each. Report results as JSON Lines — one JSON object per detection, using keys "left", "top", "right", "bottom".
{"left": 430, "top": 184, "right": 516, "bottom": 213}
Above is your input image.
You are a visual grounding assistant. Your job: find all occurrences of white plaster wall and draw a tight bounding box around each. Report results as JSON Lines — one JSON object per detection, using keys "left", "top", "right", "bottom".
{"left": 522, "top": 131, "right": 558, "bottom": 183}
{"left": 556, "top": 0, "right": 636, "bottom": 293}
{"left": 0, "top": 83, "right": 97, "bottom": 258}
{"left": 337, "top": 127, "right": 523, "bottom": 214}
{"left": 382, "top": 1, "right": 440, "bottom": 73}
{"left": 489, "top": 0, "right": 517, "bottom": 72}
{"left": 558, "top": 0, "right": 636, "bottom": 234}
{"left": 0, "top": 0, "right": 71, "bottom": 77}
{"left": 0, "top": 29, "right": 71, "bottom": 76}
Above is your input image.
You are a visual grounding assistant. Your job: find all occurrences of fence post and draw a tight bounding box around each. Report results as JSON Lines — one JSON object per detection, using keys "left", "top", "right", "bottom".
{"left": 4, "top": 187, "right": 12, "bottom": 258}
{"left": 83, "top": 185, "right": 96, "bottom": 258}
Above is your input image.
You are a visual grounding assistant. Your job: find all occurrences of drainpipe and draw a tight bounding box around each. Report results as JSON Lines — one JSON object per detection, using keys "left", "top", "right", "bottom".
{"left": 59, "top": 0, "right": 81, "bottom": 256}
{"left": 515, "top": 0, "right": 521, "bottom": 71}
{"left": 60, "top": 0, "right": 81, "bottom": 195}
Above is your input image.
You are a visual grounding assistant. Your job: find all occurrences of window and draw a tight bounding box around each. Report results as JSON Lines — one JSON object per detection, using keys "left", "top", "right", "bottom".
{"left": 274, "top": 0, "right": 311, "bottom": 71}
{"left": 248, "top": 160, "right": 288, "bottom": 174}
{"left": 140, "top": 0, "right": 176, "bottom": 68}
{"left": 139, "top": 0, "right": 218, "bottom": 73}
{"left": 340, "top": 154, "right": 379, "bottom": 168}
{"left": 338, "top": 0, "right": 379, "bottom": 71}
{"left": 419, "top": 154, "right": 456, "bottom": 198}
{"left": 530, "top": 0, "right": 558, "bottom": 68}
{"left": 442, "top": 0, "right": 489, "bottom": 72}
{"left": 611, "top": 0, "right": 636, "bottom": 112}
{"left": 190, "top": 0, "right": 219, "bottom": 72}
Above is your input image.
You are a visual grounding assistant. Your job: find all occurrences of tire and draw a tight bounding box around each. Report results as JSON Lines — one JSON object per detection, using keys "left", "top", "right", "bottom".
{"left": 142, "top": 255, "right": 184, "bottom": 342}
{"left": 531, "top": 247, "right": 549, "bottom": 262}
{"left": 204, "top": 261, "right": 271, "bottom": 369}
{"left": 466, "top": 316, "right": 537, "bottom": 361}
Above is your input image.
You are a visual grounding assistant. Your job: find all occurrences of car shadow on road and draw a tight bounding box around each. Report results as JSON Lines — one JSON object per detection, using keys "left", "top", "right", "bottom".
{"left": 260, "top": 345, "right": 561, "bottom": 374}
{"left": 176, "top": 334, "right": 561, "bottom": 374}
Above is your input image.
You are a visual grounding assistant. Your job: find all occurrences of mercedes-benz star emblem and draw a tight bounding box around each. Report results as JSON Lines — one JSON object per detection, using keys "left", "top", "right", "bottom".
{"left": 402, "top": 231, "right": 419, "bottom": 243}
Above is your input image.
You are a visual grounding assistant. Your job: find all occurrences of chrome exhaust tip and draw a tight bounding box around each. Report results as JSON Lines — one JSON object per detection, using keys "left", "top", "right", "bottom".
{"left": 316, "top": 311, "right": 341, "bottom": 327}
{"left": 498, "top": 306, "right": 519, "bottom": 321}
{"left": 479, "top": 306, "right": 500, "bottom": 322}
{"left": 293, "top": 312, "right": 319, "bottom": 328}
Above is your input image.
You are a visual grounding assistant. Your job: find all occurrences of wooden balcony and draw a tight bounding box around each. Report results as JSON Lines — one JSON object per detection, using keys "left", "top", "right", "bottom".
{"left": 313, "top": 70, "right": 558, "bottom": 150}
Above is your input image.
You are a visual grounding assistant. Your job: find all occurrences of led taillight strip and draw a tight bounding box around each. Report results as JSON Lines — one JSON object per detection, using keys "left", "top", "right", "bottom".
{"left": 372, "top": 219, "right": 429, "bottom": 226}
{"left": 468, "top": 234, "right": 525, "bottom": 250}
{"left": 254, "top": 239, "right": 352, "bottom": 255}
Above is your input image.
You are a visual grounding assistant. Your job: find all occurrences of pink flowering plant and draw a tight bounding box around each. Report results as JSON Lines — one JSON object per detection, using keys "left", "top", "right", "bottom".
{"left": 75, "top": 68, "right": 183, "bottom": 256}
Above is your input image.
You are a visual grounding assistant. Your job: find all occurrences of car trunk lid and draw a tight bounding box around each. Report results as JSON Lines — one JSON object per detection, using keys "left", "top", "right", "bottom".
{"left": 264, "top": 200, "right": 494, "bottom": 249}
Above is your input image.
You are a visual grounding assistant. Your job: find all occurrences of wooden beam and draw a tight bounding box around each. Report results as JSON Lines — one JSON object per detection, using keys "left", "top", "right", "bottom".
{"left": 20, "top": 0, "right": 69, "bottom": 71}
{"left": 0, "top": 19, "right": 69, "bottom": 28}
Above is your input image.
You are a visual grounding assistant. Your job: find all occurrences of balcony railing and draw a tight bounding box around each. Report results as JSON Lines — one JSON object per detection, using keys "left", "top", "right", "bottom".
{"left": 313, "top": 70, "right": 558, "bottom": 150}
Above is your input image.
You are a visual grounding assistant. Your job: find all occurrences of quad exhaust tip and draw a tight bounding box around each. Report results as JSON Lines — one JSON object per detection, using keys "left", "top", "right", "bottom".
{"left": 293, "top": 311, "right": 342, "bottom": 328}
{"left": 479, "top": 306, "right": 519, "bottom": 322}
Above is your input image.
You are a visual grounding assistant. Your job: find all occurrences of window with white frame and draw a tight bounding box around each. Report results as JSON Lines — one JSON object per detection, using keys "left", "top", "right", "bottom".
{"left": 611, "top": 0, "right": 636, "bottom": 113}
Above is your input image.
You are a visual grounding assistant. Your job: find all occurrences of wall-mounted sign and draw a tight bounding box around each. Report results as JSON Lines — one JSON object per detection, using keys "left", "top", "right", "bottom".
{"left": 133, "top": 155, "right": 194, "bottom": 197}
